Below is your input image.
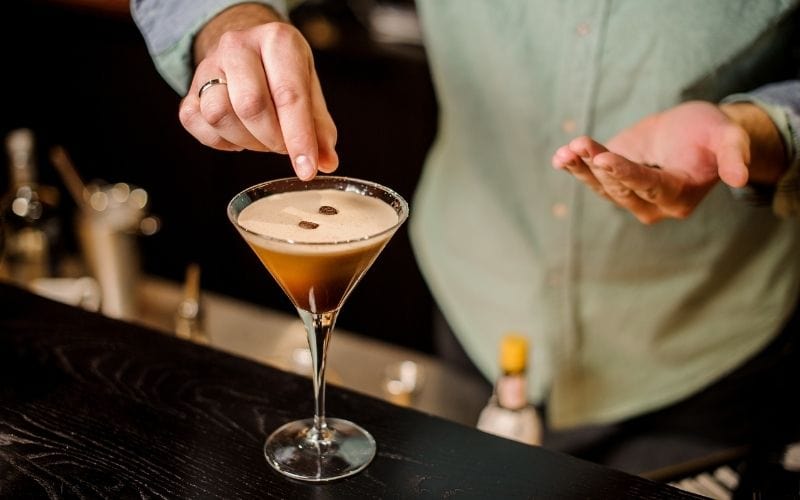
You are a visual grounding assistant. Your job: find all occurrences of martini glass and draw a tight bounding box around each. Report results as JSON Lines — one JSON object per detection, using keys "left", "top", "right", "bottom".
{"left": 227, "top": 176, "right": 408, "bottom": 482}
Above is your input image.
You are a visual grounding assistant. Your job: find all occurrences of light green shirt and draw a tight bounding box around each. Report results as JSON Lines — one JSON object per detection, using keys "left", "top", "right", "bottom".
{"left": 411, "top": 0, "right": 800, "bottom": 428}
{"left": 133, "top": 0, "right": 800, "bottom": 429}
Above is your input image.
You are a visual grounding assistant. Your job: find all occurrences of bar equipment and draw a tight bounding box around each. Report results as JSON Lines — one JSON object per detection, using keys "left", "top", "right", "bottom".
{"left": 50, "top": 146, "right": 158, "bottom": 320}
{"left": 175, "top": 262, "right": 210, "bottom": 344}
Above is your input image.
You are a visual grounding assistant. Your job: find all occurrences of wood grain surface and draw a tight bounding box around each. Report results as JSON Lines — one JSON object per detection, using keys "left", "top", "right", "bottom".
{"left": 0, "top": 284, "right": 700, "bottom": 499}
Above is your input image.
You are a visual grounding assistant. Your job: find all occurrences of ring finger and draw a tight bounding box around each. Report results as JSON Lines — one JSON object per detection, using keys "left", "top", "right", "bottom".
{"left": 179, "top": 94, "right": 241, "bottom": 151}
{"left": 193, "top": 72, "right": 269, "bottom": 151}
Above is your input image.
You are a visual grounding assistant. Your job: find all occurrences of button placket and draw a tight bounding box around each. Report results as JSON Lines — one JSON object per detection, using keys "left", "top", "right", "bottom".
{"left": 551, "top": 0, "right": 612, "bottom": 362}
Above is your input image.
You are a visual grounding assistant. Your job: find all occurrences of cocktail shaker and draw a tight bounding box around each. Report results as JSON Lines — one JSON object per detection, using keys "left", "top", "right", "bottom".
{"left": 76, "top": 181, "right": 157, "bottom": 320}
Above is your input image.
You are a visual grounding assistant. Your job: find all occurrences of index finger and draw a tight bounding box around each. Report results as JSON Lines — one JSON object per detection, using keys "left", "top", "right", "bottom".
{"left": 261, "top": 26, "right": 318, "bottom": 180}
{"left": 592, "top": 153, "right": 668, "bottom": 202}
{"left": 592, "top": 152, "right": 686, "bottom": 219}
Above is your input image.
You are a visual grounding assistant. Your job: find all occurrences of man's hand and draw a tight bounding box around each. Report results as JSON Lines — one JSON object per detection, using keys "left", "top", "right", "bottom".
{"left": 179, "top": 3, "right": 338, "bottom": 180}
{"left": 551, "top": 101, "right": 786, "bottom": 224}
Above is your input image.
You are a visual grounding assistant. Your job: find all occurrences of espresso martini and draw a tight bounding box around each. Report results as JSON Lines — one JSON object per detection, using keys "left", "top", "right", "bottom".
{"left": 237, "top": 188, "right": 399, "bottom": 313}
{"left": 228, "top": 177, "right": 408, "bottom": 482}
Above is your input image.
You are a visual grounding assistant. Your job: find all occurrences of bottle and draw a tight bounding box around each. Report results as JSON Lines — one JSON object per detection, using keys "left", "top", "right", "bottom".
{"left": 476, "top": 334, "right": 542, "bottom": 446}
{"left": 0, "top": 128, "right": 61, "bottom": 285}
{"left": 174, "top": 263, "right": 210, "bottom": 345}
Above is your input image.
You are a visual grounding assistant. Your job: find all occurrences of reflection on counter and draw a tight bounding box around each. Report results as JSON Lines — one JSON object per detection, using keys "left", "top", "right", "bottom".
{"left": 383, "top": 360, "right": 425, "bottom": 407}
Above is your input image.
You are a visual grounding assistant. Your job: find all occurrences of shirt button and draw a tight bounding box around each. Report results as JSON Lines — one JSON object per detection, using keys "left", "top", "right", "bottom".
{"left": 576, "top": 22, "right": 591, "bottom": 37}
{"left": 551, "top": 202, "right": 568, "bottom": 219}
{"left": 561, "top": 119, "right": 577, "bottom": 134}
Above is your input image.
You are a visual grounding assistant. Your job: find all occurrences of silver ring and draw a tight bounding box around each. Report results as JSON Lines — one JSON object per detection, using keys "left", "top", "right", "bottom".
{"left": 198, "top": 78, "right": 227, "bottom": 98}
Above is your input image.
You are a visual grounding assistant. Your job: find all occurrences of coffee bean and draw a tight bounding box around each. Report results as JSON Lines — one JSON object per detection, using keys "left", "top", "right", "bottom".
{"left": 298, "top": 220, "right": 319, "bottom": 229}
{"left": 319, "top": 205, "right": 338, "bottom": 215}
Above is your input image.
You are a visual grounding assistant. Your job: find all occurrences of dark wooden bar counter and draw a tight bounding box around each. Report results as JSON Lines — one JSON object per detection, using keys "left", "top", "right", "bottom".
{"left": 0, "top": 284, "right": 699, "bottom": 499}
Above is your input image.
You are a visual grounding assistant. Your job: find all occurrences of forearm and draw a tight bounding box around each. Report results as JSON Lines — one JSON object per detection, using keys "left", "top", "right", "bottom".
{"left": 193, "top": 2, "right": 285, "bottom": 64}
{"left": 722, "top": 81, "right": 800, "bottom": 216}
{"left": 720, "top": 102, "right": 787, "bottom": 185}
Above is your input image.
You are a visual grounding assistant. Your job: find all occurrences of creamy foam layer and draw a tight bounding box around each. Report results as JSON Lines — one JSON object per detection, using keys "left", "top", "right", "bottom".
{"left": 238, "top": 189, "right": 399, "bottom": 247}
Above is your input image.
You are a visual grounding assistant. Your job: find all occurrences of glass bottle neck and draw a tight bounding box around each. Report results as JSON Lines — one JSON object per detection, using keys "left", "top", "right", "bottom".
{"left": 6, "top": 137, "right": 37, "bottom": 190}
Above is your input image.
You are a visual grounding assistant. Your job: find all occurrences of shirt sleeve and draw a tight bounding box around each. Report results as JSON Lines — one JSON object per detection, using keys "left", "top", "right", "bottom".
{"left": 130, "top": 0, "right": 289, "bottom": 96}
{"left": 723, "top": 80, "right": 800, "bottom": 218}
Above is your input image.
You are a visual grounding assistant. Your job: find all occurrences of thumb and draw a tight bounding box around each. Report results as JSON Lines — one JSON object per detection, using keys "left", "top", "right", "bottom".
{"left": 715, "top": 124, "right": 750, "bottom": 188}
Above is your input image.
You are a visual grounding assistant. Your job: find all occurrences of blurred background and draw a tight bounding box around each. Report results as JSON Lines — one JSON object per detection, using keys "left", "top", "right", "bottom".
{"left": 0, "top": 0, "right": 439, "bottom": 354}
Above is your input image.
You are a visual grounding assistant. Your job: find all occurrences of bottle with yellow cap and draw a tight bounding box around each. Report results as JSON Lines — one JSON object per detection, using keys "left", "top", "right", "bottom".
{"left": 476, "top": 334, "right": 542, "bottom": 446}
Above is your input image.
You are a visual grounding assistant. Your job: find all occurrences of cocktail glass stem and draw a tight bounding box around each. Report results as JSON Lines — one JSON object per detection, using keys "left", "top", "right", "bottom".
{"left": 297, "top": 308, "right": 336, "bottom": 440}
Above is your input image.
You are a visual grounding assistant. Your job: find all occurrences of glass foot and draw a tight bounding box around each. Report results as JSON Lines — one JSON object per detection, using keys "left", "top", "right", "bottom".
{"left": 264, "top": 417, "right": 376, "bottom": 482}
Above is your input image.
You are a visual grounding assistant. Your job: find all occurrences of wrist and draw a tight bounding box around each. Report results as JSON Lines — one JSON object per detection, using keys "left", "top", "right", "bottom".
{"left": 193, "top": 3, "right": 286, "bottom": 64}
{"left": 719, "top": 102, "right": 787, "bottom": 185}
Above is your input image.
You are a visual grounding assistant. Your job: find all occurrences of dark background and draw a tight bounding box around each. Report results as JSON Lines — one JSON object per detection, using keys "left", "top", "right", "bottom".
{"left": 0, "top": 1, "right": 439, "bottom": 354}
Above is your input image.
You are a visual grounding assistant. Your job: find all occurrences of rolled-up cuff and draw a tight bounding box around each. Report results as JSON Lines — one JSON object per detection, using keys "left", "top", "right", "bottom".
{"left": 132, "top": 0, "right": 288, "bottom": 95}
{"left": 722, "top": 88, "right": 800, "bottom": 217}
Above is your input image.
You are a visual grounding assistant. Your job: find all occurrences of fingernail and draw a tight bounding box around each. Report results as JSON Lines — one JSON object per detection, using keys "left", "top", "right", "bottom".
{"left": 294, "top": 155, "right": 315, "bottom": 180}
